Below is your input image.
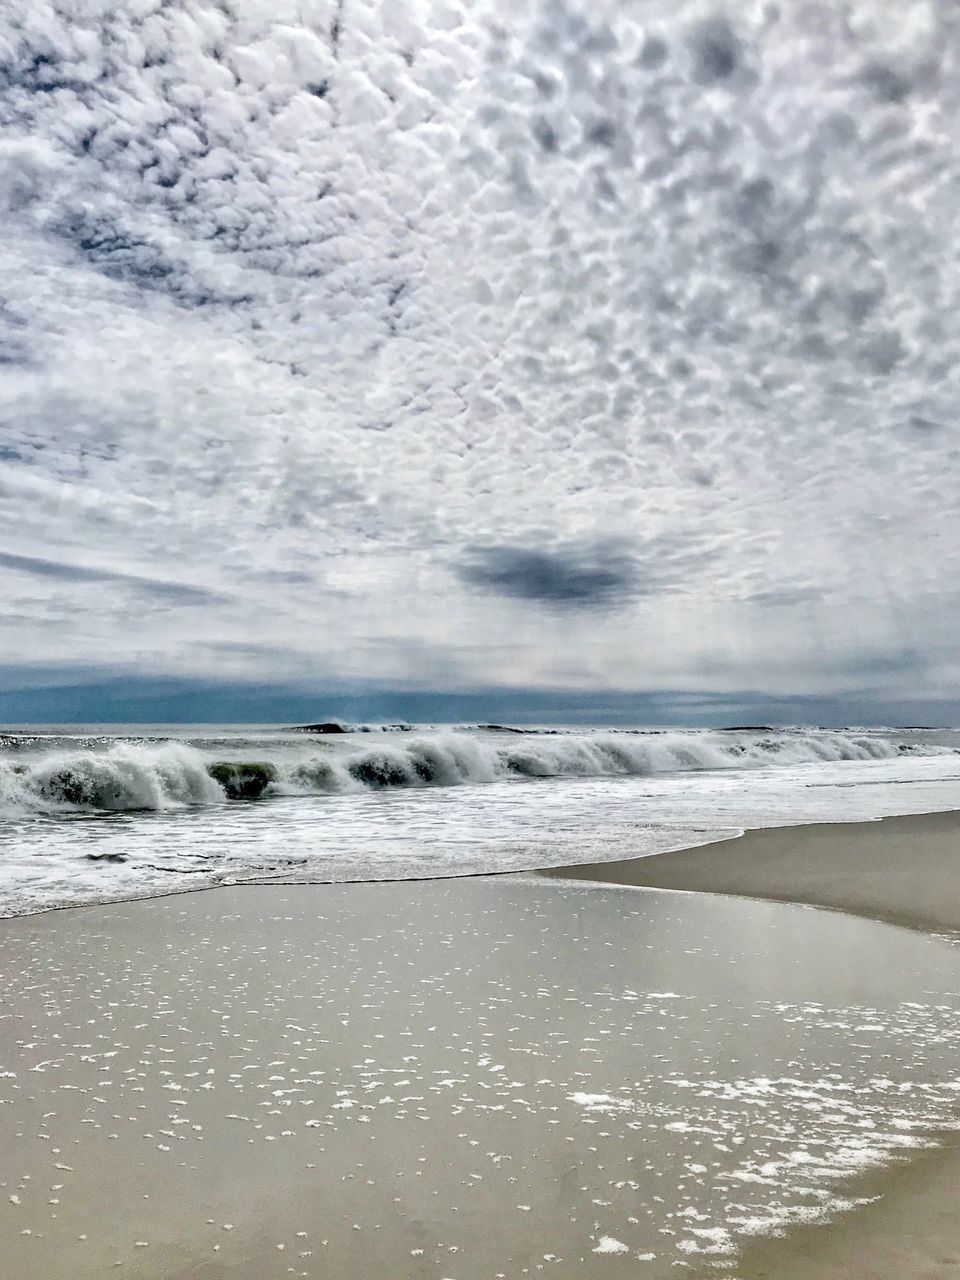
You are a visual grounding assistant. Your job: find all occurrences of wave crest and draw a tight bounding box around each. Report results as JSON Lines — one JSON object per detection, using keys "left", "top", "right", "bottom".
{"left": 1, "top": 743, "right": 225, "bottom": 815}
{"left": 0, "top": 730, "right": 946, "bottom": 816}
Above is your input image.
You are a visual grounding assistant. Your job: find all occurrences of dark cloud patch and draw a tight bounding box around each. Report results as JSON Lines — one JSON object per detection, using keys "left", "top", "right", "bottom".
{"left": 531, "top": 115, "right": 559, "bottom": 153}
{"left": 908, "top": 414, "right": 945, "bottom": 433}
{"left": 585, "top": 118, "right": 617, "bottom": 148}
{"left": 687, "top": 18, "right": 743, "bottom": 86}
{"left": 50, "top": 208, "right": 255, "bottom": 309}
{"left": 745, "top": 586, "right": 823, "bottom": 607}
{"left": 457, "top": 528, "right": 724, "bottom": 609}
{"left": 0, "top": 335, "right": 29, "bottom": 366}
{"left": 860, "top": 62, "right": 914, "bottom": 104}
{"left": 0, "top": 551, "right": 223, "bottom": 606}
{"left": 331, "top": 0, "right": 346, "bottom": 59}
{"left": 0, "top": 47, "right": 92, "bottom": 98}
{"left": 53, "top": 209, "right": 176, "bottom": 290}
{"left": 456, "top": 542, "right": 639, "bottom": 609}
{"left": 639, "top": 36, "right": 669, "bottom": 71}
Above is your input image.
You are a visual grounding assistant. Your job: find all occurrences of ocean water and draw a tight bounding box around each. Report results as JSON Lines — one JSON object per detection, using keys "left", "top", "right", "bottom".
{"left": 2, "top": 723, "right": 959, "bottom": 917}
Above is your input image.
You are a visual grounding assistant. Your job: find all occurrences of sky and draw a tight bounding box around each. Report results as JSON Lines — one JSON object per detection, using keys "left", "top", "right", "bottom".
{"left": 0, "top": 0, "right": 958, "bottom": 724}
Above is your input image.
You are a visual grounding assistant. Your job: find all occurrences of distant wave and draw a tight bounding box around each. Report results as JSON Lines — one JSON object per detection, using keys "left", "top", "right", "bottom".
{"left": 0, "top": 730, "right": 951, "bottom": 817}
{"left": 289, "top": 721, "right": 415, "bottom": 734}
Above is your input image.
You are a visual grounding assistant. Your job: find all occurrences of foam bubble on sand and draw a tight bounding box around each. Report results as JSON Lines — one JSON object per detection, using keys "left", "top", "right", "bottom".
{"left": 593, "top": 1236, "right": 630, "bottom": 1254}
{"left": 569, "top": 1092, "right": 633, "bottom": 1113}
{"left": 678, "top": 1226, "right": 735, "bottom": 1255}
{"left": 4, "top": 879, "right": 960, "bottom": 1277}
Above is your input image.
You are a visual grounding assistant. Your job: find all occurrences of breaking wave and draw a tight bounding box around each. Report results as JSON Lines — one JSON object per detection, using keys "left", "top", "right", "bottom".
{"left": 0, "top": 730, "right": 951, "bottom": 818}
{"left": 0, "top": 743, "right": 224, "bottom": 816}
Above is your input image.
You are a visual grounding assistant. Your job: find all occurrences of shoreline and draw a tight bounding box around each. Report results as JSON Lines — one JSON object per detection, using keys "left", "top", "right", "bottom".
{"left": 6, "top": 806, "right": 958, "bottom": 928}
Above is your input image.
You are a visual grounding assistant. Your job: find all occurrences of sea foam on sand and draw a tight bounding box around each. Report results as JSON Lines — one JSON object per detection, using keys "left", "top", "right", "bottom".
{"left": 3, "top": 859, "right": 960, "bottom": 1280}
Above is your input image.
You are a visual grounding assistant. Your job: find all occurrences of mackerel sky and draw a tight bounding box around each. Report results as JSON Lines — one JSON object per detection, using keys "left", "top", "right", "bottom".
{"left": 1, "top": 0, "right": 958, "bottom": 721}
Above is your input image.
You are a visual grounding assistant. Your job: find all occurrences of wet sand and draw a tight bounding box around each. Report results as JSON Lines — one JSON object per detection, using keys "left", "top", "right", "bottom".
{"left": 538, "top": 810, "right": 960, "bottom": 935}
{"left": 733, "top": 1133, "right": 960, "bottom": 1280}
{"left": 2, "top": 814, "right": 960, "bottom": 1279}
{"left": 539, "top": 809, "right": 960, "bottom": 1278}
{"left": 1, "top": 877, "right": 959, "bottom": 1278}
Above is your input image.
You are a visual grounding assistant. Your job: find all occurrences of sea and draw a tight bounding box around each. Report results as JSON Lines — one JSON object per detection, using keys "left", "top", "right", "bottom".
{"left": 2, "top": 722, "right": 959, "bottom": 918}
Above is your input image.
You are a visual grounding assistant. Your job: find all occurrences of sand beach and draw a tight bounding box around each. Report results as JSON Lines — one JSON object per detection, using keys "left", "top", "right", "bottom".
{"left": 542, "top": 811, "right": 960, "bottom": 1278}
{"left": 1, "top": 811, "right": 959, "bottom": 1278}
{"left": 538, "top": 810, "right": 960, "bottom": 936}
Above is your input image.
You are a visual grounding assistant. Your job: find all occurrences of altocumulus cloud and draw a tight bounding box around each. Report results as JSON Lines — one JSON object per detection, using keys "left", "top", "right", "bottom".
{"left": 0, "top": 0, "right": 959, "bottom": 713}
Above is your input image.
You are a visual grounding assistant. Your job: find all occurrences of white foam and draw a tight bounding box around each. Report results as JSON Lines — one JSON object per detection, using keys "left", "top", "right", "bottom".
{"left": 0, "top": 742, "right": 224, "bottom": 815}
{"left": 1, "top": 726, "right": 959, "bottom": 915}
{"left": 1, "top": 726, "right": 950, "bottom": 817}
{"left": 593, "top": 1236, "right": 629, "bottom": 1254}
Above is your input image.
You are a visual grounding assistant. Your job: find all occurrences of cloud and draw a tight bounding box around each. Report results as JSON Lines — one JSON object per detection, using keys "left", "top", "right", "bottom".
{"left": 457, "top": 542, "right": 637, "bottom": 608}
{"left": 455, "top": 531, "right": 720, "bottom": 609}
{"left": 0, "top": 0, "right": 958, "bottom": 712}
{"left": 0, "top": 550, "right": 222, "bottom": 605}
{"left": 687, "top": 17, "right": 744, "bottom": 86}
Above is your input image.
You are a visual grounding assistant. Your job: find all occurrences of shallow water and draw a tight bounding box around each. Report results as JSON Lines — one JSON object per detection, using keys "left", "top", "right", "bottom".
{"left": 2, "top": 878, "right": 960, "bottom": 1279}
